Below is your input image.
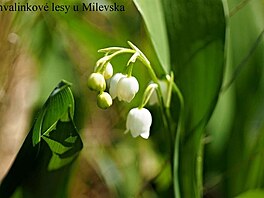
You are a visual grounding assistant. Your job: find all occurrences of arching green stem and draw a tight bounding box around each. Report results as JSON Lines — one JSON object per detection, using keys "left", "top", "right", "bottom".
{"left": 172, "top": 80, "right": 185, "bottom": 198}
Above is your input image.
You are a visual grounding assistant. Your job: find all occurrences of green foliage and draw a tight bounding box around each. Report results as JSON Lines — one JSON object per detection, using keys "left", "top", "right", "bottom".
{"left": 133, "top": 0, "right": 170, "bottom": 74}
{"left": 1, "top": 0, "right": 264, "bottom": 197}
{"left": 134, "top": 0, "right": 264, "bottom": 196}
{"left": 135, "top": 0, "right": 226, "bottom": 197}
{"left": 0, "top": 80, "right": 83, "bottom": 198}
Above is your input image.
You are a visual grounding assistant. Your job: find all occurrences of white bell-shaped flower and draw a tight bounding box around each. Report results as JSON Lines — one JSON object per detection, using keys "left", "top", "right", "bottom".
{"left": 117, "top": 76, "right": 139, "bottom": 102}
{"left": 109, "top": 73, "right": 126, "bottom": 99}
{"left": 126, "top": 108, "right": 152, "bottom": 139}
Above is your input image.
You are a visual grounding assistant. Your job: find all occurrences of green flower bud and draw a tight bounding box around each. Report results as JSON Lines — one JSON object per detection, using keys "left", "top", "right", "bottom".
{"left": 87, "top": 73, "right": 106, "bottom": 92}
{"left": 97, "top": 92, "right": 113, "bottom": 109}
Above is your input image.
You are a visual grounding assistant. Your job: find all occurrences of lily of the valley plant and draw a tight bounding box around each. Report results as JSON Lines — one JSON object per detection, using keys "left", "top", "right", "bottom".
{"left": 87, "top": 41, "right": 183, "bottom": 139}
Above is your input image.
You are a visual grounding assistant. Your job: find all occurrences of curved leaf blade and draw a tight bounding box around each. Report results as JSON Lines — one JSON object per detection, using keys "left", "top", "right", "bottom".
{"left": 32, "top": 80, "right": 74, "bottom": 146}
{"left": 161, "top": 0, "right": 226, "bottom": 197}
{"left": 133, "top": 0, "right": 170, "bottom": 73}
{"left": 0, "top": 80, "right": 83, "bottom": 198}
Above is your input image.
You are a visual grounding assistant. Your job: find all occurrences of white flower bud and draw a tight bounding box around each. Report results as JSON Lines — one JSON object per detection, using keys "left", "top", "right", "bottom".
{"left": 117, "top": 76, "right": 139, "bottom": 103}
{"left": 126, "top": 108, "right": 152, "bottom": 139}
{"left": 104, "top": 62, "right": 113, "bottom": 79}
{"left": 149, "top": 80, "right": 168, "bottom": 105}
{"left": 87, "top": 73, "right": 106, "bottom": 92}
{"left": 97, "top": 92, "right": 112, "bottom": 109}
{"left": 109, "top": 73, "right": 126, "bottom": 99}
{"left": 95, "top": 62, "right": 113, "bottom": 80}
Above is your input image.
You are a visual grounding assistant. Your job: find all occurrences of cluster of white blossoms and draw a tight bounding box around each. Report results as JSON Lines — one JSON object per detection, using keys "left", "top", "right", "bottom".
{"left": 87, "top": 42, "right": 161, "bottom": 139}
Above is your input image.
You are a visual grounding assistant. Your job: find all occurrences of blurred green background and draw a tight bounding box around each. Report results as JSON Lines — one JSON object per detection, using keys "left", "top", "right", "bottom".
{"left": 0, "top": 0, "right": 264, "bottom": 197}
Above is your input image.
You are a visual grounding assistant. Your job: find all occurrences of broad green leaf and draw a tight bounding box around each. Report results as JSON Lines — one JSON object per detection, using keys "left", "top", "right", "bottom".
{"left": 161, "top": 0, "right": 226, "bottom": 197}
{"left": 133, "top": 0, "right": 170, "bottom": 74}
{"left": 0, "top": 80, "right": 83, "bottom": 198}
{"left": 33, "top": 80, "right": 74, "bottom": 146}
{"left": 42, "top": 120, "right": 82, "bottom": 170}
{"left": 224, "top": 1, "right": 264, "bottom": 197}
